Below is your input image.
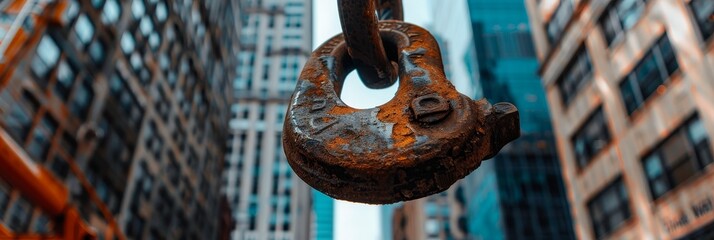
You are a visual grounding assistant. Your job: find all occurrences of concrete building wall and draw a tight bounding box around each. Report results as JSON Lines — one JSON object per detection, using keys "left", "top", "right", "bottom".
{"left": 526, "top": 0, "right": 714, "bottom": 239}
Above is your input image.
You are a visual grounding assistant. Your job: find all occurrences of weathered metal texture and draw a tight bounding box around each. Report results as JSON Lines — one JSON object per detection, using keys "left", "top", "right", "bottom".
{"left": 283, "top": 21, "right": 520, "bottom": 204}
{"left": 337, "top": 0, "right": 398, "bottom": 89}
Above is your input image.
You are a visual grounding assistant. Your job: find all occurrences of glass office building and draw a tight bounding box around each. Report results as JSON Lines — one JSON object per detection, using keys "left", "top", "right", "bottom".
{"left": 459, "top": 0, "right": 576, "bottom": 239}
{"left": 312, "top": 190, "right": 334, "bottom": 240}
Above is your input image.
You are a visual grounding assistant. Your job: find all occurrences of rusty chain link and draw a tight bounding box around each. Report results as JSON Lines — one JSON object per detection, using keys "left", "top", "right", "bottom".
{"left": 284, "top": 1, "right": 521, "bottom": 203}
{"left": 337, "top": 0, "right": 403, "bottom": 89}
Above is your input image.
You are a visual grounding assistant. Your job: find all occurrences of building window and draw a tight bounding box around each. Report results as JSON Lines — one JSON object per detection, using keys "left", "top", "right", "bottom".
{"left": 4, "top": 91, "right": 39, "bottom": 143}
{"left": 546, "top": 0, "right": 574, "bottom": 43}
{"left": 89, "top": 39, "right": 106, "bottom": 65}
{"left": 557, "top": 47, "right": 593, "bottom": 106}
{"left": 156, "top": 2, "right": 168, "bottom": 22}
{"left": 599, "top": 0, "right": 648, "bottom": 46}
{"left": 619, "top": 35, "right": 678, "bottom": 114}
{"left": 0, "top": 182, "right": 10, "bottom": 218}
{"left": 73, "top": 14, "right": 95, "bottom": 49}
{"left": 8, "top": 198, "right": 32, "bottom": 232}
{"left": 572, "top": 107, "right": 611, "bottom": 167}
{"left": 285, "top": 14, "right": 302, "bottom": 28}
{"left": 91, "top": 0, "right": 105, "bottom": 8}
{"left": 26, "top": 114, "right": 58, "bottom": 162}
{"left": 144, "top": 121, "right": 163, "bottom": 160}
{"left": 70, "top": 78, "right": 94, "bottom": 120}
{"left": 690, "top": 0, "right": 714, "bottom": 41}
{"left": 50, "top": 155, "right": 70, "bottom": 180}
{"left": 55, "top": 60, "right": 76, "bottom": 100}
{"left": 121, "top": 32, "right": 136, "bottom": 56}
{"left": 63, "top": 0, "right": 80, "bottom": 24}
{"left": 643, "top": 116, "right": 712, "bottom": 199}
{"left": 101, "top": 0, "right": 121, "bottom": 24}
{"left": 588, "top": 177, "right": 631, "bottom": 239}
{"left": 132, "top": 0, "right": 145, "bottom": 19}
{"left": 108, "top": 73, "right": 145, "bottom": 129}
{"left": 30, "top": 35, "right": 60, "bottom": 80}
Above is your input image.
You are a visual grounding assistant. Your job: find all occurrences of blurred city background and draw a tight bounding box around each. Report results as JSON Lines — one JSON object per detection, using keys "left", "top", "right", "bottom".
{"left": 0, "top": 0, "right": 712, "bottom": 239}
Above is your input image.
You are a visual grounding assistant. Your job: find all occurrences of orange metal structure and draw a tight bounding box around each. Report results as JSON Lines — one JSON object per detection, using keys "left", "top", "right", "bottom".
{"left": 1, "top": 1, "right": 110, "bottom": 239}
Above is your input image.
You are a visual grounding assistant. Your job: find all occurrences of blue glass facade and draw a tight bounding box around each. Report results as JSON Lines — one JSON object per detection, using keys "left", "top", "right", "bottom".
{"left": 380, "top": 203, "right": 401, "bottom": 240}
{"left": 312, "top": 190, "right": 334, "bottom": 240}
{"left": 462, "top": 0, "right": 575, "bottom": 239}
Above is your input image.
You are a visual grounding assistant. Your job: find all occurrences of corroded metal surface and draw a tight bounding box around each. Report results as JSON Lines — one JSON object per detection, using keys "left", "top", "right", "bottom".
{"left": 283, "top": 21, "right": 520, "bottom": 204}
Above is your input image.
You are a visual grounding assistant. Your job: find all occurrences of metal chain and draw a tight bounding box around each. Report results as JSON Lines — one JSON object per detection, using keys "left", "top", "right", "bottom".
{"left": 337, "top": 0, "right": 403, "bottom": 89}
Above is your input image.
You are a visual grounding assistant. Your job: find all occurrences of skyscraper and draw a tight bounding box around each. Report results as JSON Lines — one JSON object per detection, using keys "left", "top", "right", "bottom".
{"left": 526, "top": 0, "right": 714, "bottom": 239}
{"left": 391, "top": 189, "right": 468, "bottom": 240}
{"left": 428, "top": 0, "right": 576, "bottom": 239}
{"left": 312, "top": 190, "right": 334, "bottom": 240}
{"left": 221, "top": 0, "right": 313, "bottom": 239}
{"left": 0, "top": 0, "right": 238, "bottom": 239}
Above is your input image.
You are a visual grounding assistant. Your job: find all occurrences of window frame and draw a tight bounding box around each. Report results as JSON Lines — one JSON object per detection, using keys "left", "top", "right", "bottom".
{"left": 557, "top": 46, "right": 593, "bottom": 107}
{"left": 587, "top": 177, "right": 632, "bottom": 239}
{"left": 598, "top": 0, "right": 649, "bottom": 47}
{"left": 689, "top": 0, "right": 714, "bottom": 43}
{"left": 641, "top": 115, "right": 713, "bottom": 200}
{"left": 618, "top": 34, "right": 679, "bottom": 115}
{"left": 546, "top": 0, "right": 575, "bottom": 44}
{"left": 571, "top": 107, "right": 612, "bottom": 168}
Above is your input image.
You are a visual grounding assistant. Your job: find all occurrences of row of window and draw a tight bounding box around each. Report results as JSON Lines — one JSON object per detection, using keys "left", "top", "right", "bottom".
{"left": 586, "top": 116, "right": 712, "bottom": 239}
{"left": 554, "top": 0, "right": 711, "bottom": 109}
{"left": 2, "top": 0, "right": 231, "bottom": 237}
{"left": 547, "top": 0, "right": 711, "bottom": 46}
{"left": 570, "top": 33, "right": 680, "bottom": 168}
{"left": 550, "top": 0, "right": 706, "bottom": 111}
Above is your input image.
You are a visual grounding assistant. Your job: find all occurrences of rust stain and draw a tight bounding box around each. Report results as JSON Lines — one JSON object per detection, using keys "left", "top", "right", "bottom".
{"left": 328, "top": 105, "right": 358, "bottom": 115}
{"left": 377, "top": 97, "right": 415, "bottom": 149}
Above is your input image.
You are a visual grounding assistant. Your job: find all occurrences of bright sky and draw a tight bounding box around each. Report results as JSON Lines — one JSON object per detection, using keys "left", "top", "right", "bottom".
{"left": 312, "top": 1, "right": 433, "bottom": 239}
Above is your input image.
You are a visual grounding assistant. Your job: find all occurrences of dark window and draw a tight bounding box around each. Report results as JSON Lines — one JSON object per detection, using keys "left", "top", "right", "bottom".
{"left": 126, "top": 212, "right": 145, "bottom": 239}
{"left": 588, "top": 177, "right": 630, "bottom": 239}
{"left": 91, "top": 0, "right": 105, "bottom": 8}
{"left": 61, "top": 132, "right": 78, "bottom": 157}
{"left": 144, "top": 121, "right": 163, "bottom": 160}
{"left": 50, "top": 156, "right": 70, "bottom": 180}
{"left": 557, "top": 47, "right": 593, "bottom": 106}
{"left": 4, "top": 91, "right": 39, "bottom": 142}
{"left": 108, "top": 73, "right": 144, "bottom": 129}
{"left": 88, "top": 40, "right": 106, "bottom": 65}
{"left": 690, "top": 0, "right": 714, "bottom": 41}
{"left": 572, "top": 107, "right": 611, "bottom": 167}
{"left": 70, "top": 78, "right": 94, "bottom": 120}
{"left": 54, "top": 60, "right": 76, "bottom": 100}
{"left": 32, "top": 213, "right": 50, "bottom": 234}
{"left": 599, "top": 0, "right": 648, "bottom": 46}
{"left": 0, "top": 182, "right": 10, "bottom": 217}
{"left": 619, "top": 35, "right": 678, "bottom": 114}
{"left": 8, "top": 198, "right": 32, "bottom": 232}
{"left": 643, "top": 116, "right": 712, "bottom": 199}
{"left": 153, "top": 85, "right": 171, "bottom": 122}
{"left": 26, "top": 114, "right": 57, "bottom": 162}
{"left": 546, "top": 0, "right": 574, "bottom": 43}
